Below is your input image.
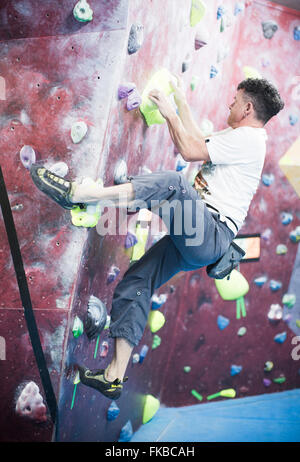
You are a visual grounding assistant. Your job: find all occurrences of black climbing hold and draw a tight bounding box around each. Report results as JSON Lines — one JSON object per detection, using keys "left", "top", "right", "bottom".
{"left": 84, "top": 295, "right": 107, "bottom": 340}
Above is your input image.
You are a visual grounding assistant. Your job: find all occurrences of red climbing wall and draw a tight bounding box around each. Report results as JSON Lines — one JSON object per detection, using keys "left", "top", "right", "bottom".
{"left": 0, "top": 0, "right": 299, "bottom": 442}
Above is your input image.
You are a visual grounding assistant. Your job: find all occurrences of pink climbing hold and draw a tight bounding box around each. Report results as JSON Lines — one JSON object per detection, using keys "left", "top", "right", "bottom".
{"left": 15, "top": 381, "right": 47, "bottom": 422}
{"left": 100, "top": 340, "right": 109, "bottom": 358}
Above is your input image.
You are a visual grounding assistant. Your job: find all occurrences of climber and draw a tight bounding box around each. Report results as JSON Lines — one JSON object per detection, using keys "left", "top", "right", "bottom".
{"left": 30, "top": 76, "right": 284, "bottom": 399}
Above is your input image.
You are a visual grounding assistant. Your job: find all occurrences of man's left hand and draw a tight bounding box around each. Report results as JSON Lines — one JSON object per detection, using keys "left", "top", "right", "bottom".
{"left": 148, "top": 89, "right": 175, "bottom": 119}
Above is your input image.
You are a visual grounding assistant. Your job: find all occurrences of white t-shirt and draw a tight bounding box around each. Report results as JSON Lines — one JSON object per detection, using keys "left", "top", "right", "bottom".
{"left": 194, "top": 126, "right": 267, "bottom": 231}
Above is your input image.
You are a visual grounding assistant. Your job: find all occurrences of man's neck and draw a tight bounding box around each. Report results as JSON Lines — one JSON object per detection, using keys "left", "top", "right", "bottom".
{"left": 230, "top": 119, "right": 265, "bottom": 129}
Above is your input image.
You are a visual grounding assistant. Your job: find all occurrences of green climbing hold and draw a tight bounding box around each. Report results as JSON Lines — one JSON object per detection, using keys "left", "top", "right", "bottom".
{"left": 237, "top": 326, "right": 247, "bottom": 336}
{"left": 70, "top": 178, "right": 102, "bottom": 227}
{"left": 73, "top": 0, "right": 93, "bottom": 22}
{"left": 152, "top": 334, "right": 161, "bottom": 349}
{"left": 148, "top": 310, "right": 165, "bottom": 333}
{"left": 191, "top": 390, "right": 203, "bottom": 401}
{"left": 142, "top": 395, "right": 160, "bottom": 424}
{"left": 184, "top": 366, "right": 191, "bottom": 373}
{"left": 282, "top": 293, "right": 296, "bottom": 308}
{"left": 190, "top": 75, "right": 200, "bottom": 91}
{"left": 140, "top": 68, "right": 175, "bottom": 126}
{"left": 190, "top": 0, "right": 207, "bottom": 27}
{"left": 207, "top": 388, "right": 236, "bottom": 400}
{"left": 273, "top": 376, "right": 286, "bottom": 384}
{"left": 215, "top": 269, "right": 249, "bottom": 301}
{"left": 72, "top": 316, "right": 84, "bottom": 338}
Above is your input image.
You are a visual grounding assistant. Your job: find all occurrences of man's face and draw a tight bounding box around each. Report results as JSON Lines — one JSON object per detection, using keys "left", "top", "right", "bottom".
{"left": 227, "top": 89, "right": 248, "bottom": 127}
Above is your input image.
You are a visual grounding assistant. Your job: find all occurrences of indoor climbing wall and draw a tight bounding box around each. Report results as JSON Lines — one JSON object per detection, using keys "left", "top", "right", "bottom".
{"left": 0, "top": 0, "right": 299, "bottom": 443}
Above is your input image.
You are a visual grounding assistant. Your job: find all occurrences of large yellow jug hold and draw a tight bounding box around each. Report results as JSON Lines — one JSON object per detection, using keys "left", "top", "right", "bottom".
{"left": 140, "top": 68, "right": 175, "bottom": 126}
{"left": 190, "top": 0, "right": 207, "bottom": 27}
{"left": 148, "top": 310, "right": 165, "bottom": 333}
{"left": 142, "top": 395, "right": 160, "bottom": 424}
{"left": 242, "top": 66, "right": 262, "bottom": 79}
{"left": 215, "top": 269, "right": 249, "bottom": 300}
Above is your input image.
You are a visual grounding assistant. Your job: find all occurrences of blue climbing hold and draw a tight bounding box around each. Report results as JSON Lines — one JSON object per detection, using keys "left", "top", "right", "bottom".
{"left": 230, "top": 364, "right": 242, "bottom": 376}
{"left": 217, "top": 5, "right": 226, "bottom": 19}
{"left": 270, "top": 280, "right": 282, "bottom": 292}
{"left": 281, "top": 212, "right": 293, "bottom": 225}
{"left": 107, "top": 401, "right": 120, "bottom": 421}
{"left": 210, "top": 65, "right": 218, "bottom": 79}
{"left": 294, "top": 26, "right": 300, "bottom": 41}
{"left": 289, "top": 114, "right": 299, "bottom": 126}
{"left": 217, "top": 315, "right": 230, "bottom": 330}
{"left": 234, "top": 2, "right": 245, "bottom": 15}
{"left": 118, "top": 420, "right": 133, "bottom": 442}
{"left": 151, "top": 293, "right": 168, "bottom": 310}
{"left": 262, "top": 173, "right": 274, "bottom": 186}
{"left": 274, "top": 332, "right": 287, "bottom": 344}
{"left": 254, "top": 275, "right": 268, "bottom": 287}
{"left": 107, "top": 265, "right": 120, "bottom": 284}
{"left": 124, "top": 231, "right": 138, "bottom": 249}
{"left": 139, "top": 344, "right": 149, "bottom": 363}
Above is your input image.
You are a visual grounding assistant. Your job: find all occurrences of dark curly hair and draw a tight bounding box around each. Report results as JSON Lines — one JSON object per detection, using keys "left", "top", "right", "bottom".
{"left": 237, "top": 78, "right": 284, "bottom": 124}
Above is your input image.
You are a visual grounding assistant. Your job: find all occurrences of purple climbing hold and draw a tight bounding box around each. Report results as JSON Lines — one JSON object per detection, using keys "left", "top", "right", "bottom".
{"left": 118, "top": 82, "right": 136, "bottom": 99}
{"left": 107, "top": 265, "right": 120, "bottom": 284}
{"left": 128, "top": 24, "right": 144, "bottom": 55}
{"left": 126, "top": 88, "right": 142, "bottom": 111}
{"left": 124, "top": 231, "right": 138, "bottom": 249}
{"left": 263, "top": 378, "right": 272, "bottom": 387}
{"left": 20, "top": 145, "right": 36, "bottom": 170}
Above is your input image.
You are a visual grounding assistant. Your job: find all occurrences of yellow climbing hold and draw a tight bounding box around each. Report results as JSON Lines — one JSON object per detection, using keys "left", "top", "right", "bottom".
{"left": 215, "top": 269, "right": 249, "bottom": 301}
{"left": 140, "top": 68, "right": 175, "bottom": 126}
{"left": 242, "top": 66, "right": 262, "bottom": 79}
{"left": 148, "top": 310, "right": 166, "bottom": 333}
{"left": 131, "top": 223, "right": 149, "bottom": 261}
{"left": 190, "top": 0, "right": 207, "bottom": 27}
{"left": 142, "top": 395, "right": 160, "bottom": 424}
{"left": 70, "top": 178, "right": 103, "bottom": 228}
{"left": 279, "top": 136, "right": 300, "bottom": 199}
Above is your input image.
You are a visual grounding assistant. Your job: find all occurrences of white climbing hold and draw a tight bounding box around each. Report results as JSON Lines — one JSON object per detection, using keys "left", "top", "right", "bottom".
{"left": 71, "top": 121, "right": 88, "bottom": 144}
{"left": 15, "top": 381, "right": 47, "bottom": 422}
{"left": 50, "top": 161, "right": 69, "bottom": 177}
{"left": 199, "top": 118, "right": 214, "bottom": 136}
{"left": 73, "top": 0, "right": 93, "bottom": 22}
{"left": 114, "top": 159, "right": 128, "bottom": 184}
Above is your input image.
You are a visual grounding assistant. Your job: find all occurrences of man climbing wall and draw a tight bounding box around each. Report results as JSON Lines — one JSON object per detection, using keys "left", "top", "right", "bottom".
{"left": 30, "top": 75, "right": 284, "bottom": 400}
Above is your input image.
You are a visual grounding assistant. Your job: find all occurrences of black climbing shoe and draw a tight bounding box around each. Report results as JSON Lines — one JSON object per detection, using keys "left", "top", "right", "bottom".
{"left": 30, "top": 163, "right": 83, "bottom": 210}
{"left": 78, "top": 366, "right": 128, "bottom": 400}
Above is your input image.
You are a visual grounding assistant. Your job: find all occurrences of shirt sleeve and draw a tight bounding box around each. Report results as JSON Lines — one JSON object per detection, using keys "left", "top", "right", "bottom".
{"left": 206, "top": 127, "right": 254, "bottom": 165}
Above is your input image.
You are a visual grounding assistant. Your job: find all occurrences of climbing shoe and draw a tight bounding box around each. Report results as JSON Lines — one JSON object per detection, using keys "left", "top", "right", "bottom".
{"left": 78, "top": 366, "right": 128, "bottom": 400}
{"left": 30, "top": 164, "right": 83, "bottom": 210}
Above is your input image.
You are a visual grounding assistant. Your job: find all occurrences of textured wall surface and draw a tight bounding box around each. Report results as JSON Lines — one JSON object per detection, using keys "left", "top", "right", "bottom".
{"left": 0, "top": 0, "right": 299, "bottom": 442}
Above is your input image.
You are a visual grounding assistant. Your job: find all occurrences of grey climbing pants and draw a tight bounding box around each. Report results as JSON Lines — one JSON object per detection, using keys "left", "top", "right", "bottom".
{"left": 109, "top": 170, "right": 234, "bottom": 347}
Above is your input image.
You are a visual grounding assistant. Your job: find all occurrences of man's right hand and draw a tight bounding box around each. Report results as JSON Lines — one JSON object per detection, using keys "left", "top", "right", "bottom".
{"left": 170, "top": 74, "right": 187, "bottom": 108}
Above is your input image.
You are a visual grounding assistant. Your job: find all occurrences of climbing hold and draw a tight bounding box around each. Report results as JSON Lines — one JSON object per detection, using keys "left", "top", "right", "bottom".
{"left": 263, "top": 378, "right": 272, "bottom": 387}
{"left": 261, "top": 228, "right": 272, "bottom": 241}
{"left": 152, "top": 334, "right": 161, "bottom": 350}
{"left": 262, "top": 20, "right": 278, "bottom": 39}
{"left": 50, "top": 161, "right": 69, "bottom": 178}
{"left": 273, "top": 375, "right": 286, "bottom": 384}
{"left": 215, "top": 269, "right": 249, "bottom": 301}
{"left": 289, "top": 114, "right": 298, "bottom": 126}
{"left": 114, "top": 159, "right": 128, "bottom": 184}
{"left": 140, "top": 68, "right": 175, "bottom": 126}
{"left": 71, "top": 178, "right": 102, "bottom": 228}
{"left": 72, "top": 316, "right": 84, "bottom": 338}
{"left": 230, "top": 365, "right": 242, "bottom": 376}
{"left": 194, "top": 24, "right": 209, "bottom": 49}
{"left": 290, "top": 226, "right": 300, "bottom": 243}
{"left": 182, "top": 53, "right": 192, "bottom": 73}
{"left": 217, "top": 5, "right": 226, "bottom": 19}
{"left": 294, "top": 26, "right": 300, "bottom": 41}
{"left": 128, "top": 24, "right": 144, "bottom": 55}
{"left": 296, "top": 320, "right": 300, "bottom": 328}
{"left": 254, "top": 275, "right": 268, "bottom": 287}
{"left": 242, "top": 66, "right": 262, "bottom": 79}
{"left": 282, "top": 293, "right": 296, "bottom": 308}
{"left": 142, "top": 395, "right": 160, "bottom": 424}
{"left": 175, "top": 155, "right": 188, "bottom": 172}
{"left": 148, "top": 310, "right": 165, "bottom": 333}
{"left": 274, "top": 331, "right": 287, "bottom": 344}
{"left": 268, "top": 304, "right": 283, "bottom": 323}
{"left": 184, "top": 366, "right": 191, "bottom": 373}
{"left": 124, "top": 231, "right": 138, "bottom": 249}
{"left": 107, "top": 401, "right": 120, "bottom": 421}
{"left": 217, "top": 44, "right": 230, "bottom": 63}
{"left": 73, "top": 0, "right": 93, "bottom": 22}
{"left": 269, "top": 280, "right": 282, "bottom": 292}
{"left": 118, "top": 420, "right": 133, "bottom": 442}
{"left": 118, "top": 82, "right": 136, "bottom": 99}
{"left": 190, "top": 75, "right": 200, "bottom": 91}
{"left": 20, "top": 145, "right": 36, "bottom": 170}
{"left": 131, "top": 223, "right": 150, "bottom": 262}
{"left": 132, "top": 353, "right": 140, "bottom": 364}
{"left": 262, "top": 173, "right": 275, "bottom": 186}
{"left": 217, "top": 314, "right": 230, "bottom": 330}
{"left": 281, "top": 212, "right": 293, "bottom": 225}
{"left": 276, "top": 244, "right": 287, "bottom": 255}
{"left": 190, "top": 0, "right": 207, "bottom": 27}
{"left": 234, "top": 2, "right": 245, "bottom": 15}
{"left": 84, "top": 295, "right": 108, "bottom": 340}
{"left": 107, "top": 265, "right": 120, "bottom": 284}
{"left": 207, "top": 388, "right": 236, "bottom": 400}
{"left": 210, "top": 65, "right": 218, "bottom": 79}
{"left": 191, "top": 390, "right": 203, "bottom": 401}
{"left": 15, "top": 382, "right": 47, "bottom": 422}
{"left": 199, "top": 118, "right": 214, "bottom": 136}
{"left": 264, "top": 361, "right": 274, "bottom": 372}
{"left": 99, "top": 340, "right": 109, "bottom": 358}
{"left": 237, "top": 326, "right": 247, "bottom": 336}
{"left": 139, "top": 344, "right": 149, "bottom": 363}
{"left": 151, "top": 293, "right": 168, "bottom": 310}
{"left": 71, "top": 121, "right": 88, "bottom": 144}
{"left": 126, "top": 88, "right": 142, "bottom": 111}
